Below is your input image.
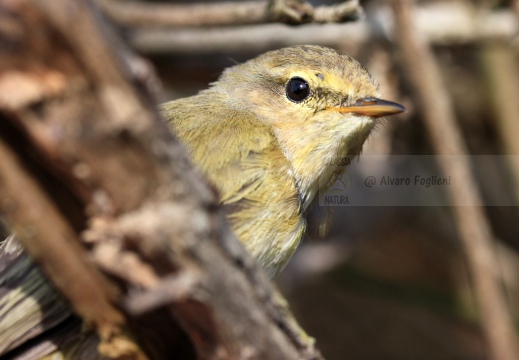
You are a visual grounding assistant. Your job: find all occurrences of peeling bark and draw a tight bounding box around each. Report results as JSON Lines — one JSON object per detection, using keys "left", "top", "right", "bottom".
{"left": 0, "top": 0, "right": 322, "bottom": 359}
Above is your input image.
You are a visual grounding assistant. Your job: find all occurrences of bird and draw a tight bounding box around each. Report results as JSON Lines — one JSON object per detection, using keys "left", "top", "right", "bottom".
{"left": 162, "top": 45, "right": 405, "bottom": 278}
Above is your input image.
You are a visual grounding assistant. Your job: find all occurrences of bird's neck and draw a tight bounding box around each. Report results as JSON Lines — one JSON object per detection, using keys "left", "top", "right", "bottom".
{"left": 273, "top": 120, "right": 373, "bottom": 211}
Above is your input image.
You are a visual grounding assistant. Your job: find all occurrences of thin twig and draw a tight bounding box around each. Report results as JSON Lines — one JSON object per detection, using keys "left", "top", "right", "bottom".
{"left": 127, "top": 4, "right": 518, "bottom": 55}
{"left": 480, "top": 44, "right": 519, "bottom": 205}
{"left": 131, "top": 23, "right": 369, "bottom": 55}
{"left": 97, "top": 0, "right": 363, "bottom": 27}
{"left": 389, "top": 1, "right": 519, "bottom": 360}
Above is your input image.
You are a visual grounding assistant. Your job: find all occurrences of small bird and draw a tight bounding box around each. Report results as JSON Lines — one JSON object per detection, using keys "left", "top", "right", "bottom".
{"left": 162, "top": 45, "right": 404, "bottom": 277}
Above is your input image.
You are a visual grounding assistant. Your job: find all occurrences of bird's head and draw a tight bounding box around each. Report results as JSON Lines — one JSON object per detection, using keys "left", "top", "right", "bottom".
{"left": 211, "top": 45, "right": 405, "bottom": 208}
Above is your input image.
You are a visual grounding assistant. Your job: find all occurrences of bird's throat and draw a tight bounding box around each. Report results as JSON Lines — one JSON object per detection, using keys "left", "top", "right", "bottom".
{"left": 274, "top": 120, "right": 374, "bottom": 211}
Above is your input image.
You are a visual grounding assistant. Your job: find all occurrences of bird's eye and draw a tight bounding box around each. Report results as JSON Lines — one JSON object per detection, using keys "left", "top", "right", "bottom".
{"left": 286, "top": 77, "right": 310, "bottom": 103}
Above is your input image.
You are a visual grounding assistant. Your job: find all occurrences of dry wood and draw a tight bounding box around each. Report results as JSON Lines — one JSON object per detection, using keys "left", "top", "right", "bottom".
{"left": 127, "top": 2, "right": 518, "bottom": 55}
{"left": 480, "top": 44, "right": 519, "bottom": 205}
{"left": 389, "top": 1, "right": 519, "bottom": 360}
{"left": 97, "top": 0, "right": 362, "bottom": 27}
{"left": 0, "top": 0, "right": 322, "bottom": 359}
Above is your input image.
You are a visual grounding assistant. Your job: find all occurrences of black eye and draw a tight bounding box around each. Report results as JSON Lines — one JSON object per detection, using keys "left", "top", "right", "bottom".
{"left": 286, "top": 77, "right": 310, "bottom": 102}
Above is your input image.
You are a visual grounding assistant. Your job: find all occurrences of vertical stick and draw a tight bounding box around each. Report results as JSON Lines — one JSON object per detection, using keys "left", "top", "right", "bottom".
{"left": 389, "top": 1, "right": 519, "bottom": 359}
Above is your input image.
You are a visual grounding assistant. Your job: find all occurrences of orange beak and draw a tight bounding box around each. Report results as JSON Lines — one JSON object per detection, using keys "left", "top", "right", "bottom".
{"left": 330, "top": 97, "right": 406, "bottom": 118}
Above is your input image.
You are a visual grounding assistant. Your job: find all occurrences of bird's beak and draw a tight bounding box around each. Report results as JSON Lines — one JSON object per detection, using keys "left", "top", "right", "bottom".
{"left": 331, "top": 97, "right": 406, "bottom": 117}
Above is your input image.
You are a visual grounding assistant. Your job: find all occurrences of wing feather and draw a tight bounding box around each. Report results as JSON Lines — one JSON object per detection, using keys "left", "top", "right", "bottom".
{"left": 162, "top": 93, "right": 305, "bottom": 276}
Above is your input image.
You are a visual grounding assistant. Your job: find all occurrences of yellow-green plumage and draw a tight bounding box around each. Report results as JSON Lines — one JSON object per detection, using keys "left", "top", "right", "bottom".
{"left": 163, "top": 93, "right": 304, "bottom": 277}
{"left": 162, "top": 45, "right": 402, "bottom": 277}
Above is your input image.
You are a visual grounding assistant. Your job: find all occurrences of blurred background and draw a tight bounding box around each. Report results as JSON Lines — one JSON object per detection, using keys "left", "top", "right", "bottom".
{"left": 112, "top": 0, "right": 519, "bottom": 358}
{"left": 3, "top": 0, "right": 517, "bottom": 359}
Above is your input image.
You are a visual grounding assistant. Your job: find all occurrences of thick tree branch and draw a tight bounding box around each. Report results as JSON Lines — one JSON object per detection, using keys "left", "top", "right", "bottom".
{"left": 0, "top": 0, "right": 322, "bottom": 359}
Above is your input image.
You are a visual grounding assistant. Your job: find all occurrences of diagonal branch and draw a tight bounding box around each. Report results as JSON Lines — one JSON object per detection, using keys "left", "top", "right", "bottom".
{"left": 0, "top": 0, "right": 322, "bottom": 359}
{"left": 389, "top": 1, "right": 519, "bottom": 360}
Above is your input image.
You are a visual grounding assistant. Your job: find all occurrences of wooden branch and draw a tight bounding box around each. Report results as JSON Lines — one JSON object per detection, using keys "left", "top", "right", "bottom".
{"left": 0, "top": 0, "right": 322, "bottom": 359}
{"left": 131, "top": 23, "right": 368, "bottom": 55}
{"left": 389, "top": 1, "right": 519, "bottom": 360}
{"left": 126, "top": 2, "right": 518, "bottom": 55}
{"left": 480, "top": 44, "right": 519, "bottom": 205}
{"left": 96, "top": 0, "right": 363, "bottom": 27}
